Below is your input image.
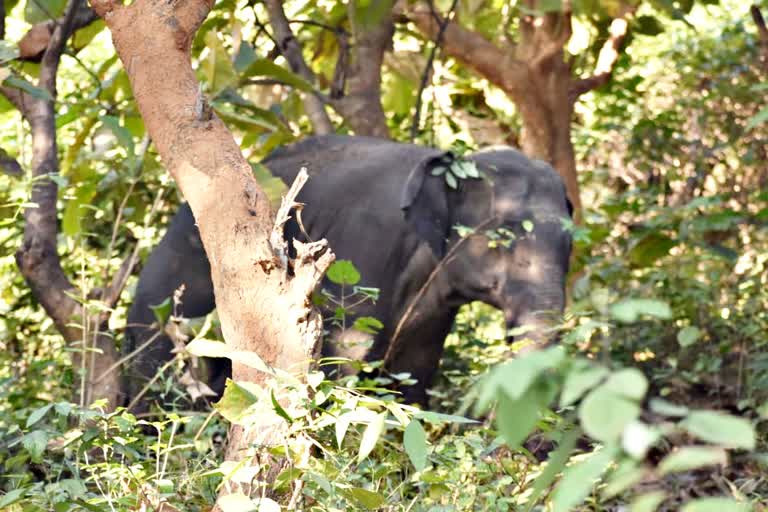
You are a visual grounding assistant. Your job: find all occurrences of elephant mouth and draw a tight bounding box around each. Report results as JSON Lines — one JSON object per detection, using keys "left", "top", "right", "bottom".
{"left": 504, "top": 308, "right": 562, "bottom": 348}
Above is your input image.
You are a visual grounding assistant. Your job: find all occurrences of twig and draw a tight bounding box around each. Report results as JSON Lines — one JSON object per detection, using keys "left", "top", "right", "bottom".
{"left": 409, "top": 0, "right": 459, "bottom": 142}
{"left": 752, "top": 4, "right": 768, "bottom": 73}
{"left": 270, "top": 167, "right": 309, "bottom": 270}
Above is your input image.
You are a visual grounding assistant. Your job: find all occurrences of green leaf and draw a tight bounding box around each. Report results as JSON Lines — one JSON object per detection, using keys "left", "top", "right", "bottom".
{"left": 150, "top": 297, "right": 172, "bottom": 326}
{"left": 460, "top": 160, "right": 480, "bottom": 178}
{"left": 414, "top": 411, "right": 478, "bottom": 424}
{"left": 217, "top": 493, "right": 257, "bottom": 512}
{"left": 522, "top": 220, "right": 534, "bottom": 233}
{"left": 327, "top": 260, "right": 361, "bottom": 286}
{"left": 204, "top": 31, "right": 238, "bottom": 95}
{"left": 579, "top": 387, "right": 640, "bottom": 443}
{"left": 0, "top": 488, "right": 26, "bottom": 508}
{"left": 344, "top": 487, "right": 386, "bottom": 510}
{"left": 242, "top": 58, "right": 314, "bottom": 92}
{"left": 22, "top": 430, "right": 49, "bottom": 462}
{"left": 25, "top": 0, "right": 66, "bottom": 23}
{"left": 496, "top": 384, "right": 548, "bottom": 448}
{"left": 551, "top": 445, "right": 618, "bottom": 512}
{"left": 677, "top": 326, "right": 702, "bottom": 347}
{"left": 630, "top": 491, "right": 667, "bottom": 512}
{"left": 524, "top": 429, "right": 580, "bottom": 512}
{"left": 234, "top": 42, "right": 258, "bottom": 73}
{"left": 634, "top": 15, "right": 665, "bottom": 36}
{"left": 62, "top": 181, "right": 97, "bottom": 237}
{"left": 271, "top": 390, "right": 293, "bottom": 424}
{"left": 610, "top": 299, "right": 672, "bottom": 323}
{"left": 214, "top": 380, "right": 259, "bottom": 424}
{"left": 680, "top": 498, "right": 752, "bottom": 512}
{"left": 622, "top": 421, "right": 660, "bottom": 459}
{"left": 357, "top": 412, "right": 386, "bottom": 463}
{"left": 430, "top": 166, "right": 447, "bottom": 176}
{"left": 26, "top": 404, "right": 53, "bottom": 428}
{"left": 681, "top": 411, "right": 756, "bottom": 450}
{"left": 658, "top": 446, "right": 727, "bottom": 475}
{"left": 404, "top": 420, "right": 428, "bottom": 471}
{"left": 602, "top": 459, "right": 646, "bottom": 500}
{"left": 335, "top": 412, "right": 351, "bottom": 448}
{"left": 746, "top": 106, "right": 768, "bottom": 131}
{"left": 560, "top": 360, "right": 609, "bottom": 407}
{"left": 0, "top": 41, "right": 19, "bottom": 64}
{"left": 100, "top": 115, "right": 135, "bottom": 158}
{"left": 627, "top": 233, "right": 676, "bottom": 267}
{"left": 353, "top": 316, "right": 383, "bottom": 334}
{"left": 603, "top": 368, "right": 648, "bottom": 401}
{"left": 186, "top": 339, "right": 231, "bottom": 358}
{"left": 445, "top": 172, "right": 458, "bottom": 189}
{"left": 3, "top": 75, "right": 53, "bottom": 100}
{"left": 649, "top": 398, "right": 689, "bottom": 417}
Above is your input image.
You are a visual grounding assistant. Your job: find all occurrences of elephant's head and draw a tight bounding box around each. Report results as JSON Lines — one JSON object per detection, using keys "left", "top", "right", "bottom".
{"left": 401, "top": 148, "right": 573, "bottom": 347}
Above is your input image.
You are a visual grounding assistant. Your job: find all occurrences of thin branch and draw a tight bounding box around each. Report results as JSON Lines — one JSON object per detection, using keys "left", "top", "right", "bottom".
{"left": 569, "top": 10, "right": 633, "bottom": 100}
{"left": 262, "top": 0, "right": 334, "bottom": 134}
{"left": 409, "top": 0, "right": 458, "bottom": 142}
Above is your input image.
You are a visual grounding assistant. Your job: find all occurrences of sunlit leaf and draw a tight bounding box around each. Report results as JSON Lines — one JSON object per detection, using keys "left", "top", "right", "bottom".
{"left": 327, "top": 260, "right": 361, "bottom": 286}
{"left": 610, "top": 299, "right": 672, "bottom": 323}
{"left": 214, "top": 380, "right": 258, "bottom": 424}
{"left": 681, "top": 411, "right": 756, "bottom": 450}
{"left": 658, "top": 446, "right": 727, "bottom": 475}
{"left": 404, "top": 420, "right": 428, "bottom": 471}
{"left": 26, "top": 404, "right": 53, "bottom": 428}
{"left": 560, "top": 360, "right": 609, "bottom": 407}
{"left": 680, "top": 497, "right": 751, "bottom": 512}
{"left": 579, "top": 386, "right": 640, "bottom": 443}
{"left": 357, "top": 412, "right": 386, "bottom": 463}
{"left": 630, "top": 491, "right": 667, "bottom": 512}
{"left": 551, "top": 445, "right": 618, "bottom": 512}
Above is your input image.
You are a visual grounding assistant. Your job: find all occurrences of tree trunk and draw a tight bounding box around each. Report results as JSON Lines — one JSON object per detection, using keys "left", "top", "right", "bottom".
{"left": 90, "top": 0, "right": 334, "bottom": 494}
{"left": 4, "top": 0, "right": 121, "bottom": 409}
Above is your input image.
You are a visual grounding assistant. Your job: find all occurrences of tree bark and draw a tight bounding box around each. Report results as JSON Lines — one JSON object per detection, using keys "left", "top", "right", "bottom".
{"left": 90, "top": 0, "right": 334, "bottom": 492}
{"left": 3, "top": 0, "right": 121, "bottom": 409}
{"left": 400, "top": 1, "right": 636, "bottom": 217}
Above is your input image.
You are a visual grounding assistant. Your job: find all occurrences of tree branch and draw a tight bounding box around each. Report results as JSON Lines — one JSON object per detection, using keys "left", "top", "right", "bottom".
{"left": 569, "top": 8, "right": 633, "bottom": 99}
{"left": 409, "top": 0, "right": 458, "bottom": 141}
{"left": 17, "top": 3, "right": 98, "bottom": 61}
{"left": 752, "top": 4, "right": 768, "bottom": 73}
{"left": 263, "top": 0, "right": 334, "bottom": 135}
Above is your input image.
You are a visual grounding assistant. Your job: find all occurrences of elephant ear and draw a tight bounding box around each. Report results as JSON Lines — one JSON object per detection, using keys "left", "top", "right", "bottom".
{"left": 400, "top": 151, "right": 455, "bottom": 257}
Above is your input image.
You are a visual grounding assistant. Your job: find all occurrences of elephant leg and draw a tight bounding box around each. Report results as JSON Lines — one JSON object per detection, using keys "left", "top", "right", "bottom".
{"left": 124, "top": 204, "right": 221, "bottom": 411}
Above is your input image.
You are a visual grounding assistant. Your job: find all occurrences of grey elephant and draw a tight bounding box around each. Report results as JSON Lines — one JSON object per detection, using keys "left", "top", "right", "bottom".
{"left": 124, "top": 135, "right": 573, "bottom": 407}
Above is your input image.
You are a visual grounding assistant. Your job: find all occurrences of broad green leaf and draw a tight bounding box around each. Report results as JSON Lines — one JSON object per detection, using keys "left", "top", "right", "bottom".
{"left": 677, "top": 326, "right": 702, "bottom": 347}
{"left": 604, "top": 368, "right": 648, "bottom": 401}
{"left": 680, "top": 498, "right": 751, "bottom": 512}
{"left": 3, "top": 75, "right": 53, "bottom": 100}
{"left": 551, "top": 445, "right": 618, "bottom": 512}
{"left": 22, "top": 430, "right": 49, "bottom": 462}
{"left": 25, "top": 0, "right": 66, "bottom": 23}
{"left": 353, "top": 316, "right": 383, "bottom": 334}
{"left": 610, "top": 299, "right": 672, "bottom": 323}
{"left": 522, "top": 220, "right": 534, "bottom": 233}
{"left": 0, "top": 488, "right": 26, "bottom": 508}
{"left": 253, "top": 497, "right": 281, "bottom": 512}
{"left": 100, "top": 115, "right": 135, "bottom": 159}
{"left": 217, "top": 493, "right": 257, "bottom": 512}
{"left": 242, "top": 59, "right": 313, "bottom": 92}
{"left": 204, "top": 32, "right": 238, "bottom": 94}
{"left": 746, "top": 106, "right": 768, "bottom": 130}
{"left": 414, "top": 411, "right": 478, "bottom": 424}
{"left": 634, "top": 15, "right": 665, "bottom": 35}
{"left": 335, "top": 412, "right": 351, "bottom": 448}
{"left": 524, "top": 429, "right": 580, "bottom": 512}
{"left": 186, "top": 339, "right": 231, "bottom": 358}
{"left": 630, "top": 491, "right": 667, "bottom": 512}
{"left": 602, "top": 459, "right": 646, "bottom": 499}
{"left": 357, "top": 412, "right": 386, "bottom": 463}
{"left": 658, "top": 446, "right": 727, "bottom": 475}
{"left": 496, "top": 384, "right": 548, "bottom": 448}
{"left": 404, "top": 420, "right": 428, "bottom": 471}
{"left": 628, "top": 233, "right": 676, "bottom": 267}
{"left": 214, "top": 380, "right": 259, "bottom": 424}
{"left": 0, "top": 41, "right": 19, "bottom": 63}
{"left": 579, "top": 386, "right": 640, "bottom": 443}
{"left": 649, "top": 398, "right": 689, "bottom": 417}
{"left": 445, "top": 172, "right": 458, "bottom": 189}
{"left": 344, "top": 487, "right": 386, "bottom": 510}
{"left": 26, "top": 404, "right": 53, "bottom": 428}
{"left": 150, "top": 297, "right": 172, "bottom": 326}
{"left": 62, "top": 181, "right": 97, "bottom": 236}
{"left": 327, "top": 260, "right": 361, "bottom": 286}
{"left": 681, "top": 411, "right": 756, "bottom": 450}
{"left": 271, "top": 390, "right": 293, "bottom": 424}
{"left": 560, "top": 361, "right": 609, "bottom": 407}
{"left": 234, "top": 42, "right": 258, "bottom": 72}
{"left": 72, "top": 20, "right": 106, "bottom": 50}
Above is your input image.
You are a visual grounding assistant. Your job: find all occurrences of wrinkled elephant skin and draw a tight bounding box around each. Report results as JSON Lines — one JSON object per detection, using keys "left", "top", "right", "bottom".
{"left": 125, "top": 135, "right": 572, "bottom": 407}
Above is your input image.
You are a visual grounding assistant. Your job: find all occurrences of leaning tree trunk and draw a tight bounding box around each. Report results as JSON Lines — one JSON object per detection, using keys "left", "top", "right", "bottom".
{"left": 89, "top": 0, "right": 333, "bottom": 488}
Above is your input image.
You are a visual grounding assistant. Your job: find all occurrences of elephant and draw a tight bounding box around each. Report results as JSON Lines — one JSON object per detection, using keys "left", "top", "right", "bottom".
{"left": 124, "top": 135, "right": 573, "bottom": 408}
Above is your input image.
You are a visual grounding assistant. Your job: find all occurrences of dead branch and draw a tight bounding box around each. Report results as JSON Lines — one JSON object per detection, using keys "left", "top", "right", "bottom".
{"left": 752, "top": 4, "right": 768, "bottom": 73}
{"left": 17, "top": 3, "right": 98, "bottom": 61}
